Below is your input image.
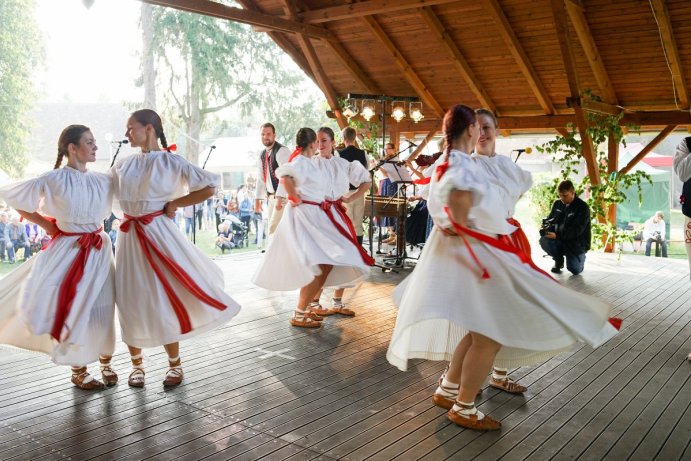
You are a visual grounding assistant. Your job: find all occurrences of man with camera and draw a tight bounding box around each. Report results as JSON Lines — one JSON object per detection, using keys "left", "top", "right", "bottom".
{"left": 642, "top": 211, "right": 667, "bottom": 257}
{"left": 539, "top": 180, "right": 591, "bottom": 275}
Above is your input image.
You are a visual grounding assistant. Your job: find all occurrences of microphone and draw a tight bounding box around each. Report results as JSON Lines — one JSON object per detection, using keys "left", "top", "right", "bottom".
{"left": 513, "top": 147, "right": 532, "bottom": 163}
{"left": 211, "top": 145, "right": 216, "bottom": 149}
{"left": 407, "top": 140, "right": 418, "bottom": 147}
{"left": 111, "top": 139, "right": 129, "bottom": 144}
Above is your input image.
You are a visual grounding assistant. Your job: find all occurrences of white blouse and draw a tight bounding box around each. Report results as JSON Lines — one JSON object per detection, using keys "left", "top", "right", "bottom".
{"left": 428, "top": 149, "right": 515, "bottom": 235}
{"left": 113, "top": 151, "right": 219, "bottom": 216}
{"left": 274, "top": 154, "right": 325, "bottom": 203}
{"left": 473, "top": 153, "right": 532, "bottom": 219}
{"left": 313, "top": 155, "right": 371, "bottom": 200}
{"left": 0, "top": 166, "right": 112, "bottom": 233}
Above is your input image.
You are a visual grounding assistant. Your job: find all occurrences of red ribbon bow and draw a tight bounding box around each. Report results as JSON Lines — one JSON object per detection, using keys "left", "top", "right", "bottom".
{"left": 120, "top": 210, "right": 227, "bottom": 334}
{"left": 288, "top": 147, "right": 303, "bottom": 162}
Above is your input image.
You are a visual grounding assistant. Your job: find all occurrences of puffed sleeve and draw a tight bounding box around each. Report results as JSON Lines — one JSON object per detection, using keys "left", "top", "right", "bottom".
{"left": 497, "top": 155, "right": 532, "bottom": 196}
{"left": 348, "top": 159, "right": 371, "bottom": 187}
{"left": 0, "top": 175, "right": 46, "bottom": 213}
{"left": 433, "top": 154, "right": 486, "bottom": 207}
{"left": 178, "top": 155, "right": 219, "bottom": 192}
{"left": 275, "top": 156, "right": 307, "bottom": 187}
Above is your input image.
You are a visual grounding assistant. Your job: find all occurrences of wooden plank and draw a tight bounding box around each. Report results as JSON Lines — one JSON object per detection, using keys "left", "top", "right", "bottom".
{"left": 482, "top": 0, "right": 556, "bottom": 114}
{"left": 299, "top": 0, "right": 461, "bottom": 24}
{"left": 361, "top": 16, "right": 445, "bottom": 118}
{"left": 565, "top": 0, "right": 618, "bottom": 104}
{"left": 605, "top": 131, "right": 619, "bottom": 252}
{"left": 138, "top": 0, "right": 332, "bottom": 39}
{"left": 649, "top": 0, "right": 690, "bottom": 108}
{"left": 419, "top": 7, "right": 497, "bottom": 114}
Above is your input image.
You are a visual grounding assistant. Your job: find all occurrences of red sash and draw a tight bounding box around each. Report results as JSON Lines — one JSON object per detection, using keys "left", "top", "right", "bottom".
{"left": 120, "top": 210, "right": 226, "bottom": 334}
{"left": 302, "top": 199, "right": 375, "bottom": 266}
{"left": 442, "top": 207, "right": 553, "bottom": 280}
{"left": 47, "top": 228, "right": 104, "bottom": 341}
{"left": 442, "top": 208, "right": 622, "bottom": 330}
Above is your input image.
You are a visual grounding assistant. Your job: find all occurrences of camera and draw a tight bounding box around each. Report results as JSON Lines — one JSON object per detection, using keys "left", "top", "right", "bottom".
{"left": 539, "top": 217, "right": 556, "bottom": 237}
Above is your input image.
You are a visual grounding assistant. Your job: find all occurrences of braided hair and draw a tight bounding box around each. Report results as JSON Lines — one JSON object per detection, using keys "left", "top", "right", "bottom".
{"left": 442, "top": 104, "right": 476, "bottom": 156}
{"left": 55, "top": 125, "right": 90, "bottom": 169}
{"left": 295, "top": 127, "right": 317, "bottom": 149}
{"left": 131, "top": 109, "right": 170, "bottom": 151}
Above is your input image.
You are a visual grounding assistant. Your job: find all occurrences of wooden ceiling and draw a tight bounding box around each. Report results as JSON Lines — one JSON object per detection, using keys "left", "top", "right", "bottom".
{"left": 142, "top": 0, "right": 691, "bottom": 136}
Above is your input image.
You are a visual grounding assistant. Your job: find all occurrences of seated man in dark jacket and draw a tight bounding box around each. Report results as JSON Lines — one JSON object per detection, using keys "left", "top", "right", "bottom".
{"left": 539, "top": 180, "right": 591, "bottom": 275}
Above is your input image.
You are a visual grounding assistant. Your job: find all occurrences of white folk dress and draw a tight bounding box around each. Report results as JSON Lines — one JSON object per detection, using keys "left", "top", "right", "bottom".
{"left": 387, "top": 150, "right": 618, "bottom": 371}
{"left": 0, "top": 167, "right": 115, "bottom": 366}
{"left": 113, "top": 151, "right": 240, "bottom": 347}
{"left": 252, "top": 154, "right": 370, "bottom": 291}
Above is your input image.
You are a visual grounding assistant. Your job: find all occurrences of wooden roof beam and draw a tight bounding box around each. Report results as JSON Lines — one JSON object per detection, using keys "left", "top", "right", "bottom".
{"left": 362, "top": 16, "right": 445, "bottom": 118}
{"left": 419, "top": 7, "right": 497, "bottom": 114}
{"left": 280, "top": 0, "right": 347, "bottom": 129}
{"left": 619, "top": 125, "right": 677, "bottom": 175}
{"left": 483, "top": 0, "right": 556, "bottom": 115}
{"left": 139, "top": 0, "right": 332, "bottom": 39}
{"left": 565, "top": 0, "right": 618, "bottom": 104}
{"left": 551, "top": 0, "right": 599, "bottom": 185}
{"left": 299, "top": 0, "right": 460, "bottom": 24}
{"left": 649, "top": 0, "right": 689, "bottom": 108}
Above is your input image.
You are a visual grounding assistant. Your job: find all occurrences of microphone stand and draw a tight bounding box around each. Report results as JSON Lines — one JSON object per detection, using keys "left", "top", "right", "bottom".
{"left": 367, "top": 159, "right": 400, "bottom": 273}
{"left": 105, "top": 141, "right": 127, "bottom": 232}
{"left": 193, "top": 145, "right": 216, "bottom": 245}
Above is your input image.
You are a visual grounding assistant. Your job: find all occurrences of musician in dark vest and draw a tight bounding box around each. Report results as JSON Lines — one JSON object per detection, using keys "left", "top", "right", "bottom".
{"left": 672, "top": 136, "right": 691, "bottom": 362}
{"left": 255, "top": 123, "right": 291, "bottom": 239}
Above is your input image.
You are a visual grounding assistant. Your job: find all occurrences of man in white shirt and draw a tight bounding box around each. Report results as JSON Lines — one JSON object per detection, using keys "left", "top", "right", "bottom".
{"left": 642, "top": 211, "right": 667, "bottom": 257}
{"left": 255, "top": 123, "right": 291, "bottom": 238}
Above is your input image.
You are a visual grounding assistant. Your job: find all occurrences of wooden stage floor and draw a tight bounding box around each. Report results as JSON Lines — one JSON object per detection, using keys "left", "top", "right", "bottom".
{"left": 0, "top": 250, "right": 690, "bottom": 460}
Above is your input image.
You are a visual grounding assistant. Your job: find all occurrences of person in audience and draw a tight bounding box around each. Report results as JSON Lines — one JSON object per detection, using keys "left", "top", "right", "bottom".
{"left": 642, "top": 211, "right": 667, "bottom": 257}
{"left": 5, "top": 214, "right": 32, "bottom": 262}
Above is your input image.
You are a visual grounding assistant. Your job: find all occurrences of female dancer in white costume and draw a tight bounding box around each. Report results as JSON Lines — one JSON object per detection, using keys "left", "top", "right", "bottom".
{"left": 253, "top": 128, "right": 371, "bottom": 328}
{"left": 387, "top": 105, "right": 619, "bottom": 431}
{"left": 0, "top": 125, "right": 117, "bottom": 390}
{"left": 114, "top": 109, "right": 240, "bottom": 387}
{"left": 307, "top": 126, "right": 372, "bottom": 317}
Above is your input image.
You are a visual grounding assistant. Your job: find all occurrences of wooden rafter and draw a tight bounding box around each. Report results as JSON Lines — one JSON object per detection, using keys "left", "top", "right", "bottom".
{"left": 234, "top": 1, "right": 316, "bottom": 84}
{"left": 605, "top": 130, "right": 619, "bottom": 252}
{"left": 649, "top": 0, "right": 689, "bottom": 108}
{"left": 139, "top": 0, "right": 332, "bottom": 39}
{"left": 551, "top": 0, "right": 599, "bottom": 185}
{"left": 483, "top": 0, "right": 556, "bottom": 115}
{"left": 419, "top": 7, "right": 497, "bottom": 114}
{"left": 362, "top": 16, "right": 444, "bottom": 118}
{"left": 326, "top": 38, "right": 380, "bottom": 94}
{"left": 619, "top": 125, "right": 677, "bottom": 175}
{"left": 299, "top": 0, "right": 460, "bottom": 24}
{"left": 280, "top": 0, "right": 347, "bottom": 129}
{"left": 565, "top": 0, "right": 618, "bottom": 104}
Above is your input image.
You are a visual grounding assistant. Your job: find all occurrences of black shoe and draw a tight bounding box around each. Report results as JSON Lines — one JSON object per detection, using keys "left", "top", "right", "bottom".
{"left": 550, "top": 265, "right": 562, "bottom": 274}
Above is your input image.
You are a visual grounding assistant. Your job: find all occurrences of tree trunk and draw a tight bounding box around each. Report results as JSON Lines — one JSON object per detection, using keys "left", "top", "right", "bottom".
{"left": 141, "top": 3, "right": 156, "bottom": 110}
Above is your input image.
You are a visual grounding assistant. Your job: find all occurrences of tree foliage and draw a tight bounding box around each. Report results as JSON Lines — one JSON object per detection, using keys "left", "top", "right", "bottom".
{"left": 535, "top": 90, "right": 651, "bottom": 250}
{"left": 145, "top": 4, "right": 317, "bottom": 164}
{"left": 0, "top": 0, "right": 44, "bottom": 177}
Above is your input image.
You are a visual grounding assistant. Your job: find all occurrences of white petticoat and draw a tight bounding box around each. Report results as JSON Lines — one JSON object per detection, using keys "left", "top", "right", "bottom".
{"left": 387, "top": 229, "right": 618, "bottom": 371}
{"left": 252, "top": 202, "right": 369, "bottom": 291}
{"left": 116, "top": 215, "right": 241, "bottom": 348}
{"left": 0, "top": 233, "right": 116, "bottom": 366}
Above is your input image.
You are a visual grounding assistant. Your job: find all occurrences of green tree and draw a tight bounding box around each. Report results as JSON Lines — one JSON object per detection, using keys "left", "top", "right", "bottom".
{"left": 535, "top": 91, "right": 651, "bottom": 250}
{"left": 146, "top": 5, "right": 314, "bottom": 165}
{"left": 0, "top": 0, "right": 43, "bottom": 177}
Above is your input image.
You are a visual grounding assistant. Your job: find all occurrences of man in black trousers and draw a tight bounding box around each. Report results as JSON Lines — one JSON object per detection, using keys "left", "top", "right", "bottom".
{"left": 539, "top": 180, "right": 591, "bottom": 275}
